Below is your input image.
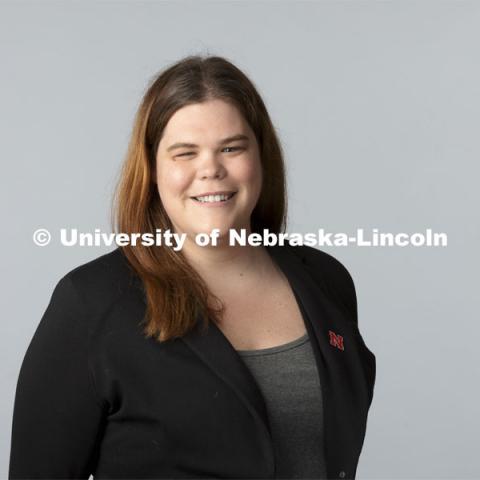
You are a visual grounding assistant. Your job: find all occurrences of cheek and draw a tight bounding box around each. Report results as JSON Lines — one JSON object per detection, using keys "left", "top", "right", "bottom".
{"left": 157, "top": 166, "right": 191, "bottom": 201}
{"left": 240, "top": 158, "right": 263, "bottom": 195}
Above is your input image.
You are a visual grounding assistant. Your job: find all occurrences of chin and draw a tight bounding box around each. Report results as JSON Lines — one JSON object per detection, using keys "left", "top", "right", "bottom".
{"left": 190, "top": 218, "right": 250, "bottom": 239}
{"left": 190, "top": 224, "right": 231, "bottom": 237}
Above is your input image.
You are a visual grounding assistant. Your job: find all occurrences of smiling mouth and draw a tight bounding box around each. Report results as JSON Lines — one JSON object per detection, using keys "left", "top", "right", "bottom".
{"left": 191, "top": 192, "right": 237, "bottom": 203}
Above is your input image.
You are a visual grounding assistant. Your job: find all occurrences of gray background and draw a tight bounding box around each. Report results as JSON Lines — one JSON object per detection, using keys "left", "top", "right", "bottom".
{"left": 1, "top": 0, "right": 479, "bottom": 478}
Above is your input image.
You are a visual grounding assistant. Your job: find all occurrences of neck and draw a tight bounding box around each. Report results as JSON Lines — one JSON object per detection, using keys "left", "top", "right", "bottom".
{"left": 179, "top": 234, "right": 273, "bottom": 291}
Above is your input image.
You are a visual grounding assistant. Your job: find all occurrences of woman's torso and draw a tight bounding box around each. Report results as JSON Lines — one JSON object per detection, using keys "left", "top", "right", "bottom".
{"left": 212, "top": 254, "right": 327, "bottom": 479}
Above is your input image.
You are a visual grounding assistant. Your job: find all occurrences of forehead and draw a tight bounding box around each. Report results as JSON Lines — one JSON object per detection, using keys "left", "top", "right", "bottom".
{"left": 160, "top": 99, "right": 248, "bottom": 143}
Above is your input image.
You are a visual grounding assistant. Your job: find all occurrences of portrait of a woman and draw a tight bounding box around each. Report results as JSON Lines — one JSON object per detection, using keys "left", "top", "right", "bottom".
{"left": 8, "top": 55, "right": 376, "bottom": 480}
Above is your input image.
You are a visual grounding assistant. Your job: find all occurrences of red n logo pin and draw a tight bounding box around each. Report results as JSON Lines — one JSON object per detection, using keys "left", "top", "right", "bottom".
{"left": 328, "top": 330, "right": 344, "bottom": 351}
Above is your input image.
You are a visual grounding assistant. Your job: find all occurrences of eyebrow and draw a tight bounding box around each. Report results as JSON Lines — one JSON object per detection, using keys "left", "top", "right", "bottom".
{"left": 166, "top": 134, "right": 250, "bottom": 152}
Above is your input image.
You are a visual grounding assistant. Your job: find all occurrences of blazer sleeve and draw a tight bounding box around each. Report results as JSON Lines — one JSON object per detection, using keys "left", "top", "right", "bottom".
{"left": 8, "top": 274, "right": 106, "bottom": 479}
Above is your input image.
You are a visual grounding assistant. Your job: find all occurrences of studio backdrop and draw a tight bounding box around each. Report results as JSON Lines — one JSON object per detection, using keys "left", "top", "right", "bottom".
{"left": 1, "top": 1, "right": 479, "bottom": 479}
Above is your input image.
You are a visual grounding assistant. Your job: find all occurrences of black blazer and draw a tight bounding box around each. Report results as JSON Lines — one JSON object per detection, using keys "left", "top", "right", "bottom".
{"left": 9, "top": 243, "right": 376, "bottom": 480}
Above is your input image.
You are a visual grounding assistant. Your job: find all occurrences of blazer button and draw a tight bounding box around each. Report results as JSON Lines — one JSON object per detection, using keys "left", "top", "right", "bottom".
{"left": 339, "top": 471, "right": 346, "bottom": 478}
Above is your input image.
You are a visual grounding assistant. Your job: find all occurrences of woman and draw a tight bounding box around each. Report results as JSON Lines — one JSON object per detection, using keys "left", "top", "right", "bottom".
{"left": 9, "top": 55, "right": 376, "bottom": 480}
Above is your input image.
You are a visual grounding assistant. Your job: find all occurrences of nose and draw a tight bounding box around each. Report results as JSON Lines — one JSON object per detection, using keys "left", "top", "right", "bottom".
{"left": 197, "top": 151, "right": 226, "bottom": 180}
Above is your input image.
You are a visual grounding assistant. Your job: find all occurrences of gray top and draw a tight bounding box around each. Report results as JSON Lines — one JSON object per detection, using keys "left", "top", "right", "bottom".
{"left": 237, "top": 332, "right": 327, "bottom": 479}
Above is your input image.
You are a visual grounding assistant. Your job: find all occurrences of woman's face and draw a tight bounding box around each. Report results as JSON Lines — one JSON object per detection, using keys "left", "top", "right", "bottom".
{"left": 155, "top": 99, "right": 263, "bottom": 242}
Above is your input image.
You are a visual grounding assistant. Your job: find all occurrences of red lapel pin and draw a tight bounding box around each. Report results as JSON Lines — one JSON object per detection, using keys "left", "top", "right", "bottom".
{"left": 328, "top": 330, "right": 344, "bottom": 351}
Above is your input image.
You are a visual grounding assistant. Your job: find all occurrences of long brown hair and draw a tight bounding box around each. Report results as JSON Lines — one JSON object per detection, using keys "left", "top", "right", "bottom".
{"left": 111, "top": 54, "right": 288, "bottom": 342}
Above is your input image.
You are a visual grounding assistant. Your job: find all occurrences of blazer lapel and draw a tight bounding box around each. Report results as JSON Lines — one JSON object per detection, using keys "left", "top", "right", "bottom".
{"left": 180, "top": 304, "right": 276, "bottom": 475}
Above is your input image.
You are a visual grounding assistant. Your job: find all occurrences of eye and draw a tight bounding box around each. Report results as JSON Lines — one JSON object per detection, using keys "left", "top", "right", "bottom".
{"left": 222, "top": 146, "right": 244, "bottom": 153}
{"left": 174, "top": 146, "right": 244, "bottom": 158}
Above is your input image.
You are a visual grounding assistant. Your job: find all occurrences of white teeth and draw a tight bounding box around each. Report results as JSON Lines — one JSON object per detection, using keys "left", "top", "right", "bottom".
{"left": 195, "top": 193, "right": 234, "bottom": 203}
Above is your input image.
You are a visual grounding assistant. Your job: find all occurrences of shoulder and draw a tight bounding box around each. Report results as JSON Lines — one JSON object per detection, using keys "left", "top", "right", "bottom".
{"left": 292, "top": 244, "right": 355, "bottom": 289}
{"left": 55, "top": 247, "right": 142, "bottom": 314}
{"left": 289, "top": 244, "right": 358, "bottom": 323}
{"left": 64, "top": 247, "right": 134, "bottom": 284}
